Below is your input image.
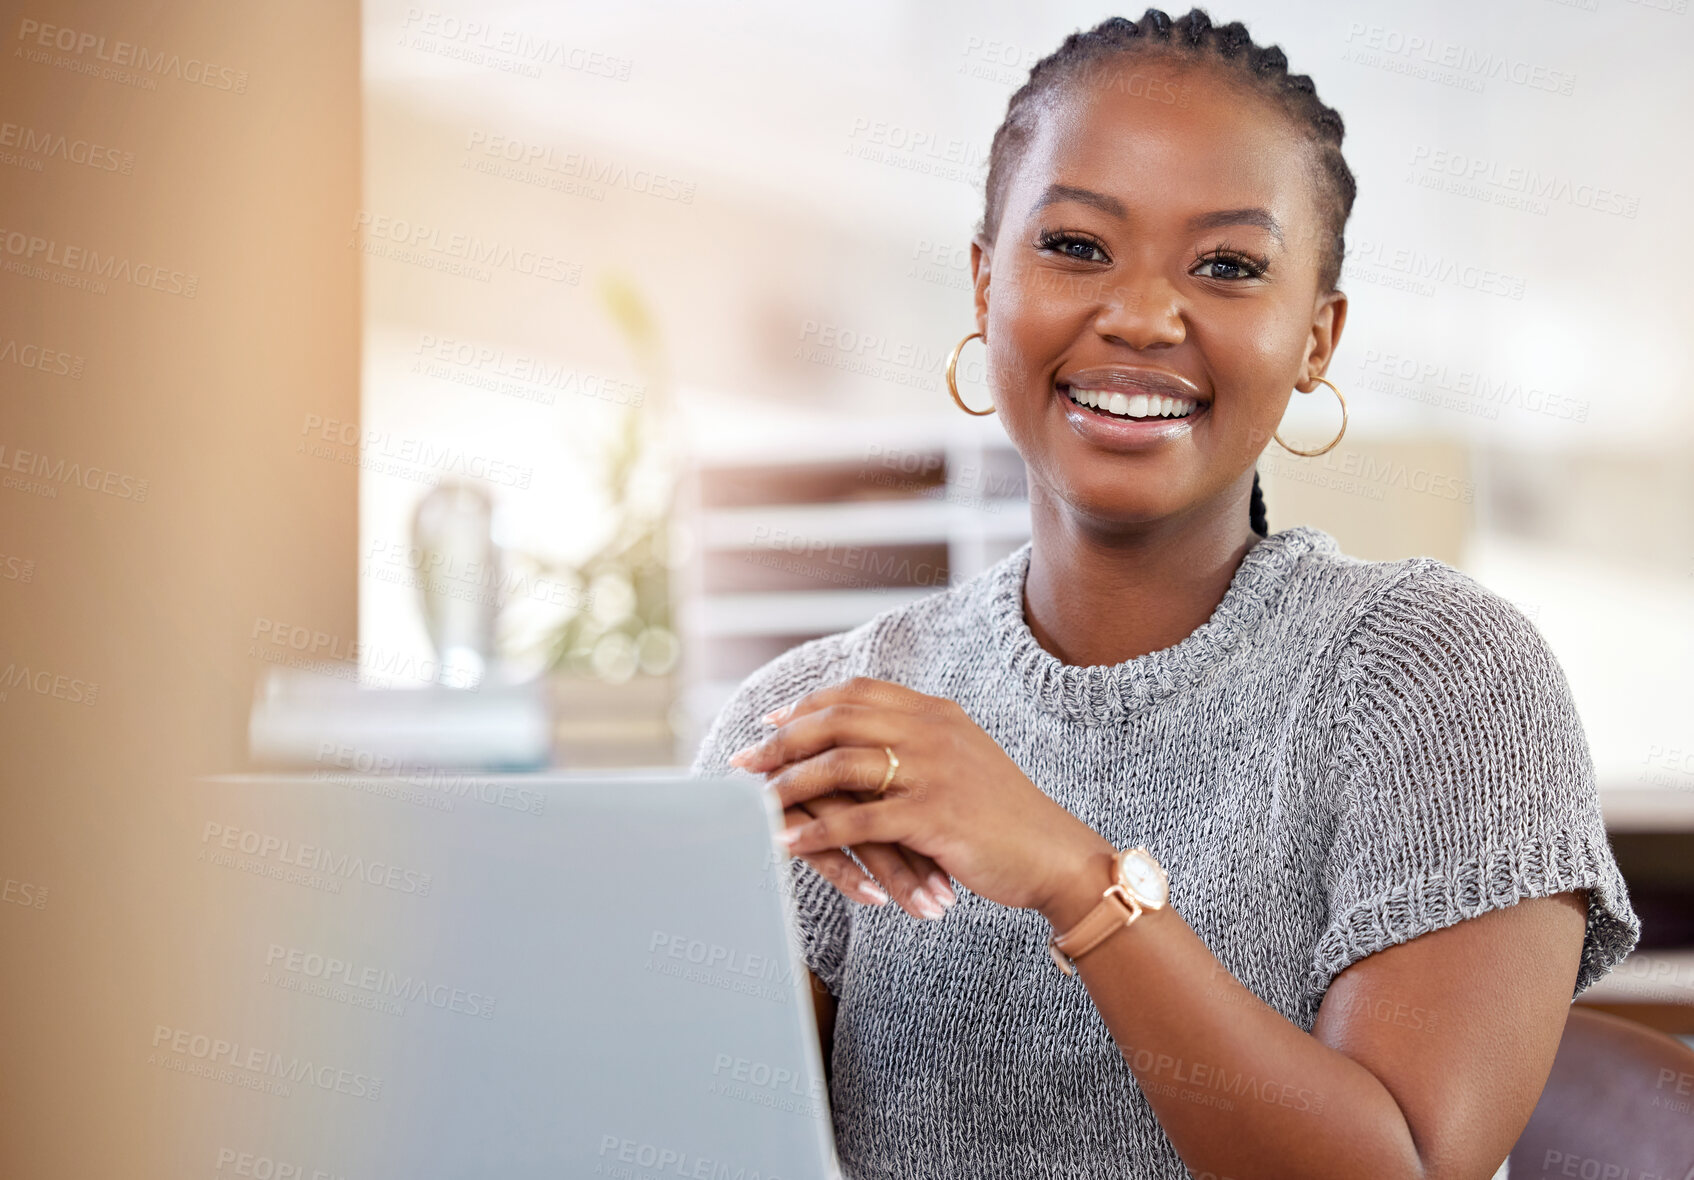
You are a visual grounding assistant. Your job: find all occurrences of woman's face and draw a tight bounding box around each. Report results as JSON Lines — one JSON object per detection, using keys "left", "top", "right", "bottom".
{"left": 972, "top": 61, "right": 1347, "bottom": 531}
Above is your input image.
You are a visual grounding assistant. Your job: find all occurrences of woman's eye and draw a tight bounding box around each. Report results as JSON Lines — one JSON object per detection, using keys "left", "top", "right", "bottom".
{"left": 1192, "top": 253, "right": 1266, "bottom": 281}
{"left": 1059, "top": 240, "right": 1106, "bottom": 262}
{"left": 1037, "top": 233, "right": 1108, "bottom": 263}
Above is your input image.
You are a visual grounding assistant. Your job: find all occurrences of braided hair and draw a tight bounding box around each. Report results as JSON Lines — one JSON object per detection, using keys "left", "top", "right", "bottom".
{"left": 978, "top": 8, "right": 1356, "bottom": 538}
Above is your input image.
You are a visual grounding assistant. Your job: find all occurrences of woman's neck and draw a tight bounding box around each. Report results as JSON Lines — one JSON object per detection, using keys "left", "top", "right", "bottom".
{"left": 1022, "top": 492, "right": 1262, "bottom": 669}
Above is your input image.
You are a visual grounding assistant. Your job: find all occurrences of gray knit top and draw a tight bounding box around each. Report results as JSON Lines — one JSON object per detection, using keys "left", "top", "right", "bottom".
{"left": 688, "top": 524, "right": 1640, "bottom": 1180}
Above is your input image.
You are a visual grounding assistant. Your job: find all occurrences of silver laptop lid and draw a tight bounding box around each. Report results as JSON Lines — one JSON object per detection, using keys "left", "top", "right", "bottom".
{"left": 138, "top": 770, "right": 839, "bottom": 1179}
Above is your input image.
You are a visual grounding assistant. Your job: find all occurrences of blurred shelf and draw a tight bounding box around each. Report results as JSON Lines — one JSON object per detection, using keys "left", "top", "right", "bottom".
{"left": 1579, "top": 950, "right": 1694, "bottom": 1007}
{"left": 551, "top": 672, "right": 677, "bottom": 770}
{"left": 683, "top": 588, "right": 935, "bottom": 637}
{"left": 670, "top": 394, "right": 1032, "bottom": 763}
{"left": 1598, "top": 786, "right": 1694, "bottom": 833}
{"left": 700, "top": 499, "right": 1031, "bottom": 549}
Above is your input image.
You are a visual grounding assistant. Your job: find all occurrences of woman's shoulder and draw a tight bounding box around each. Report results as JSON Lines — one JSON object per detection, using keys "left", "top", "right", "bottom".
{"left": 1283, "top": 527, "right": 1550, "bottom": 673}
{"left": 1280, "top": 533, "right": 1581, "bottom": 764}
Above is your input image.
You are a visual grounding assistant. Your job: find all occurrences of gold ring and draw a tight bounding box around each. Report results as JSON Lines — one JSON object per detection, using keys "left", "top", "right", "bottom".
{"left": 875, "top": 745, "right": 899, "bottom": 796}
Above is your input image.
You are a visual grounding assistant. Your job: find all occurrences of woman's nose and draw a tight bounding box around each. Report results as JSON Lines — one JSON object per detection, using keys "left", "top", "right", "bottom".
{"left": 1088, "top": 265, "right": 1187, "bottom": 351}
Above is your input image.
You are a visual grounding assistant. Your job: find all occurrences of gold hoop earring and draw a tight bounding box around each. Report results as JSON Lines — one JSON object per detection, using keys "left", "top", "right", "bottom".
{"left": 945, "top": 331, "right": 995, "bottom": 416}
{"left": 1274, "top": 375, "right": 1347, "bottom": 457}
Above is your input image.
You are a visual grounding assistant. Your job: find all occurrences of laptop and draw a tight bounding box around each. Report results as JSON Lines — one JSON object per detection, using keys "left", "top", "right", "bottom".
{"left": 135, "top": 768, "right": 842, "bottom": 1178}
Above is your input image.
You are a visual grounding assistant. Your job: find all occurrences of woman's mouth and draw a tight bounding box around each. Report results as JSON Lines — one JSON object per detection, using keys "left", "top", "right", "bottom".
{"left": 1061, "top": 384, "right": 1201, "bottom": 422}
{"left": 1054, "top": 369, "right": 1209, "bottom": 452}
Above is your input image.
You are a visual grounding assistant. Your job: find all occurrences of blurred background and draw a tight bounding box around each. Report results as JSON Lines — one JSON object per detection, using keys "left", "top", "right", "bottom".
{"left": 2, "top": 0, "right": 1692, "bottom": 1170}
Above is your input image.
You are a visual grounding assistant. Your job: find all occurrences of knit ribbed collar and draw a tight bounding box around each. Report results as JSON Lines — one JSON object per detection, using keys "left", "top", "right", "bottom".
{"left": 984, "top": 525, "right": 1336, "bottom": 722}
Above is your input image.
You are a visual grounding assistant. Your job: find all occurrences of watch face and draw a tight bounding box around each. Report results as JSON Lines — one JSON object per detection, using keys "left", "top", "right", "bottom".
{"left": 1118, "top": 848, "right": 1169, "bottom": 908}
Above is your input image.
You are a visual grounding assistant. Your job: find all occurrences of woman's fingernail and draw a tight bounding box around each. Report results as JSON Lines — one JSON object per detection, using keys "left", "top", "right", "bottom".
{"left": 910, "top": 887, "right": 944, "bottom": 920}
{"left": 775, "top": 827, "right": 801, "bottom": 847}
{"left": 860, "top": 882, "right": 889, "bottom": 905}
{"left": 728, "top": 745, "right": 756, "bottom": 767}
{"left": 761, "top": 700, "right": 795, "bottom": 724}
{"left": 928, "top": 873, "right": 957, "bottom": 907}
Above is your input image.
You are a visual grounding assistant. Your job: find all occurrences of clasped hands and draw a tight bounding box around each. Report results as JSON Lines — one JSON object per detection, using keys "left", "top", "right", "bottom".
{"left": 727, "top": 676, "right": 1113, "bottom": 923}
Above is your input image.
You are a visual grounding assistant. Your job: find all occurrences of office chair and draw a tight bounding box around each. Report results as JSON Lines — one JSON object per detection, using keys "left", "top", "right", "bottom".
{"left": 1509, "top": 1005, "right": 1694, "bottom": 1180}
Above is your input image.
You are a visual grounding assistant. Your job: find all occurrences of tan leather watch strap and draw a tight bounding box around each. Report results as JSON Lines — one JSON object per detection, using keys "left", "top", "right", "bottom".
{"left": 1047, "top": 884, "right": 1143, "bottom": 975}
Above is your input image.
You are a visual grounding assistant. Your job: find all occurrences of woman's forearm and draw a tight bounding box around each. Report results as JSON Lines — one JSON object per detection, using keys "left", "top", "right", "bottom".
{"left": 1038, "top": 849, "right": 1428, "bottom": 1180}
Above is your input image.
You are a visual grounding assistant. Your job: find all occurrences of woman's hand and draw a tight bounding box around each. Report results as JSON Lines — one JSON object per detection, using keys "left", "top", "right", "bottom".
{"left": 729, "top": 676, "right": 1113, "bottom": 915}
{"left": 782, "top": 791, "right": 956, "bottom": 920}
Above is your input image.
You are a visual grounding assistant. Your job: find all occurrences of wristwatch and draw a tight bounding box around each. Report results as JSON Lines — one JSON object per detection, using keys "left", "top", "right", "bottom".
{"left": 1046, "top": 846, "right": 1169, "bottom": 975}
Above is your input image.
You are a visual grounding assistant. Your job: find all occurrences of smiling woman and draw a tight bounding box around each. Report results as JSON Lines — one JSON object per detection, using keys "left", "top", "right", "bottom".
{"left": 690, "top": 9, "right": 1640, "bottom": 1180}
{"left": 974, "top": 10, "right": 1353, "bottom": 548}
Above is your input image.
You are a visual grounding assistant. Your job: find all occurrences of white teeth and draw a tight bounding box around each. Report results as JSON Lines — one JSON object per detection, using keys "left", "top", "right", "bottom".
{"left": 1065, "top": 385, "right": 1199, "bottom": 420}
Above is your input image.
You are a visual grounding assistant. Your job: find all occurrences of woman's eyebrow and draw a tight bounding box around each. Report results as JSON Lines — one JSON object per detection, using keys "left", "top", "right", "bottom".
{"left": 1032, "top": 185, "right": 1286, "bottom": 247}
{"left": 1031, "top": 183, "right": 1127, "bottom": 219}
{"left": 1186, "top": 207, "right": 1285, "bottom": 245}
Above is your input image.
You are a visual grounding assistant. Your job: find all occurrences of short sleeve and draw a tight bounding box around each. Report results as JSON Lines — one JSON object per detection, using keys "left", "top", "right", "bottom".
{"left": 1310, "top": 561, "right": 1640, "bottom": 1002}
{"left": 687, "top": 639, "right": 855, "bottom": 996}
